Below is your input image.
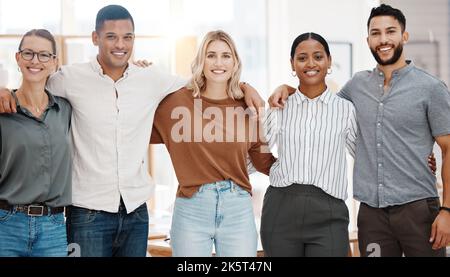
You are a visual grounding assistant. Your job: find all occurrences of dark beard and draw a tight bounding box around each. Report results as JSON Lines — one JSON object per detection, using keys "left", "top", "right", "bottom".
{"left": 370, "top": 43, "right": 403, "bottom": 66}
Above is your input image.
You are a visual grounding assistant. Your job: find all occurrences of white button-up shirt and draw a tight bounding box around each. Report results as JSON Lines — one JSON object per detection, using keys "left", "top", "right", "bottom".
{"left": 47, "top": 59, "right": 185, "bottom": 213}
{"left": 265, "top": 89, "right": 357, "bottom": 200}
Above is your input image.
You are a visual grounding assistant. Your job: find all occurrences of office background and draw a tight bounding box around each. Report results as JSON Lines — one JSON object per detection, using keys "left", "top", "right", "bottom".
{"left": 0, "top": 0, "right": 448, "bottom": 254}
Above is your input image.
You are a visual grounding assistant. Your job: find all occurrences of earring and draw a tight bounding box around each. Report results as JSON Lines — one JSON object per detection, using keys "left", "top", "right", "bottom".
{"left": 291, "top": 71, "right": 297, "bottom": 77}
{"left": 17, "top": 67, "right": 21, "bottom": 73}
{"left": 327, "top": 68, "right": 333, "bottom": 75}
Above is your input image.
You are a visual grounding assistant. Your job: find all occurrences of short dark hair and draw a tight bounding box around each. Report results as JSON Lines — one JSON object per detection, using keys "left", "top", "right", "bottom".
{"left": 290, "top": 32, "right": 330, "bottom": 60}
{"left": 367, "top": 4, "right": 406, "bottom": 32}
{"left": 95, "top": 5, "right": 135, "bottom": 32}
{"left": 19, "top": 29, "right": 57, "bottom": 55}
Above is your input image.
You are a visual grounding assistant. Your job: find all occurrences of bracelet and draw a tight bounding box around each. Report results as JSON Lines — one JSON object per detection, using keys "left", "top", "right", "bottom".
{"left": 439, "top": 206, "right": 450, "bottom": 213}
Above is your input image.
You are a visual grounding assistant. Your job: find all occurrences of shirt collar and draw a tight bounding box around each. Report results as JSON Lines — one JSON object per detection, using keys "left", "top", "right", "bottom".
{"left": 90, "top": 58, "right": 103, "bottom": 74}
{"left": 374, "top": 60, "right": 414, "bottom": 77}
{"left": 46, "top": 90, "right": 59, "bottom": 111}
{"left": 293, "top": 87, "right": 332, "bottom": 105}
{"left": 90, "top": 57, "right": 134, "bottom": 78}
{"left": 12, "top": 89, "right": 60, "bottom": 112}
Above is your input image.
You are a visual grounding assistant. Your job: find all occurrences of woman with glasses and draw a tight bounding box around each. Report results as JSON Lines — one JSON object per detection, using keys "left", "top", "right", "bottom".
{"left": 0, "top": 29, "right": 72, "bottom": 257}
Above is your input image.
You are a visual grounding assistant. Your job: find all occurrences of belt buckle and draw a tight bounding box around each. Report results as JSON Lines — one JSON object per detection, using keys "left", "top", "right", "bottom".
{"left": 28, "top": 205, "right": 44, "bottom": 216}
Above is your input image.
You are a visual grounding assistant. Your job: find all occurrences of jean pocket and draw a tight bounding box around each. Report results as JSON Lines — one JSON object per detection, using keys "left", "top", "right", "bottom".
{"left": 425, "top": 198, "right": 440, "bottom": 221}
{"left": 0, "top": 209, "right": 13, "bottom": 223}
{"left": 190, "top": 189, "right": 202, "bottom": 199}
{"left": 49, "top": 213, "right": 65, "bottom": 226}
{"left": 234, "top": 185, "right": 250, "bottom": 197}
{"left": 332, "top": 198, "right": 350, "bottom": 223}
{"left": 67, "top": 208, "right": 97, "bottom": 225}
{"left": 357, "top": 203, "right": 368, "bottom": 228}
{"left": 133, "top": 204, "right": 149, "bottom": 223}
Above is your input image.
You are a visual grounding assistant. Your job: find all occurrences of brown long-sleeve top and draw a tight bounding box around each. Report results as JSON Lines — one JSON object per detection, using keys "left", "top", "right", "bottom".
{"left": 150, "top": 87, "right": 276, "bottom": 197}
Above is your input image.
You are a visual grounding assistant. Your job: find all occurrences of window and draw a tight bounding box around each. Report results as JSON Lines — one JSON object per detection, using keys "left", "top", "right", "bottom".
{"left": 0, "top": 0, "right": 61, "bottom": 34}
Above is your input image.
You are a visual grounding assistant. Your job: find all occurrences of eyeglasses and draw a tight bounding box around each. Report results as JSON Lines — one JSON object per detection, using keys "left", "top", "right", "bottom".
{"left": 18, "top": 49, "right": 56, "bottom": 63}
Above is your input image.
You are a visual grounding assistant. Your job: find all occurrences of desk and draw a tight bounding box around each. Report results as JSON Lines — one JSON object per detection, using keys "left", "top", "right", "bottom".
{"left": 147, "top": 239, "right": 265, "bottom": 257}
{"left": 348, "top": 231, "right": 359, "bottom": 257}
{"left": 148, "top": 239, "right": 172, "bottom": 257}
{"left": 148, "top": 232, "right": 359, "bottom": 257}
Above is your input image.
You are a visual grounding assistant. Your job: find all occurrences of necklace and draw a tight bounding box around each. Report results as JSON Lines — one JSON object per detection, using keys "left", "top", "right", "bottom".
{"left": 16, "top": 90, "right": 48, "bottom": 115}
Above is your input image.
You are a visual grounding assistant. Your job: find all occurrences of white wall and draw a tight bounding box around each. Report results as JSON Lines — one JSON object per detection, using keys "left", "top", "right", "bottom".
{"left": 266, "top": 0, "right": 379, "bottom": 93}
{"left": 383, "top": 0, "right": 449, "bottom": 85}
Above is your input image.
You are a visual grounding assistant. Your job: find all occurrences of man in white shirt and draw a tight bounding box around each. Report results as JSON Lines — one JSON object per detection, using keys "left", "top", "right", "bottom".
{"left": 0, "top": 5, "right": 263, "bottom": 257}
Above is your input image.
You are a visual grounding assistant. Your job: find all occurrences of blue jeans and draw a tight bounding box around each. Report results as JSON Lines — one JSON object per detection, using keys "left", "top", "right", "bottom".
{"left": 66, "top": 201, "right": 149, "bottom": 257}
{"left": 0, "top": 208, "right": 67, "bottom": 257}
{"left": 170, "top": 180, "right": 257, "bottom": 257}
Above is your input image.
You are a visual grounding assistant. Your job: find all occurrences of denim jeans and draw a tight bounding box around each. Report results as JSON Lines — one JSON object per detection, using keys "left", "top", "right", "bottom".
{"left": 66, "top": 201, "right": 149, "bottom": 257}
{"left": 170, "top": 180, "right": 257, "bottom": 257}
{"left": 0, "top": 208, "right": 67, "bottom": 257}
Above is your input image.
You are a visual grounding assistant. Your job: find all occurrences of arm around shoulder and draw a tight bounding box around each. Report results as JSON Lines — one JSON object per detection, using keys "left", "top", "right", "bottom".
{"left": 46, "top": 69, "right": 68, "bottom": 98}
{"left": 0, "top": 87, "right": 16, "bottom": 113}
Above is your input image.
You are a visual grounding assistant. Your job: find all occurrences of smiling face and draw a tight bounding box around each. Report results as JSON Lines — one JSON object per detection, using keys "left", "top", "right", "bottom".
{"left": 92, "top": 19, "right": 134, "bottom": 74}
{"left": 16, "top": 35, "right": 57, "bottom": 84}
{"left": 291, "top": 38, "right": 331, "bottom": 89}
{"left": 367, "top": 15, "right": 408, "bottom": 66}
{"left": 202, "top": 40, "right": 235, "bottom": 85}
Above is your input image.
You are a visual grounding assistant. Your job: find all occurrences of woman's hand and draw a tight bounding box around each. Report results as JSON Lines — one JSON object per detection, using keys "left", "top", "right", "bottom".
{"left": 133, "top": 59, "right": 152, "bottom": 68}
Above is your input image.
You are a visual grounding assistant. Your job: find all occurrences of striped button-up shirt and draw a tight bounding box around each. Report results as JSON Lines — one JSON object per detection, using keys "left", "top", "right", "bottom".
{"left": 264, "top": 88, "right": 357, "bottom": 200}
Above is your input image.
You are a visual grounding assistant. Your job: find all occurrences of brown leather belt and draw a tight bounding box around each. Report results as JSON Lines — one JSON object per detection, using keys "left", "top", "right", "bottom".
{"left": 0, "top": 200, "right": 64, "bottom": 216}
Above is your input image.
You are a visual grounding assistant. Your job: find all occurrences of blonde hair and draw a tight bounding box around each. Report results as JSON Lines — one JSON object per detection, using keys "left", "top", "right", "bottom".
{"left": 188, "top": 30, "right": 243, "bottom": 99}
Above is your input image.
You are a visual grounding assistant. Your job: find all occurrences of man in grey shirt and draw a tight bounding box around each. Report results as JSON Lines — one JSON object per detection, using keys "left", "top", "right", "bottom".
{"left": 339, "top": 4, "right": 450, "bottom": 257}
{"left": 270, "top": 4, "right": 450, "bottom": 257}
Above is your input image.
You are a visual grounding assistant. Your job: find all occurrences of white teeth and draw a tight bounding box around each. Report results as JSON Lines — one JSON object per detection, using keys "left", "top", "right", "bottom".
{"left": 379, "top": 47, "right": 392, "bottom": 52}
{"left": 212, "top": 70, "right": 225, "bottom": 74}
{"left": 305, "top": 70, "right": 319, "bottom": 76}
{"left": 28, "top": 68, "right": 42, "bottom": 73}
{"left": 112, "top": 52, "right": 126, "bottom": 56}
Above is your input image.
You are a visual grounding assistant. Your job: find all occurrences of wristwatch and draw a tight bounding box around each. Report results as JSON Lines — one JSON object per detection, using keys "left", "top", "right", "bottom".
{"left": 439, "top": 206, "right": 450, "bottom": 213}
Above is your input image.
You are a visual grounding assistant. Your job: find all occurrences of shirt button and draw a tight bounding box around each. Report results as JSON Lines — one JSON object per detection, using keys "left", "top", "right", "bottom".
{"left": 379, "top": 184, "right": 383, "bottom": 187}
{"left": 377, "top": 143, "right": 381, "bottom": 147}
{"left": 378, "top": 163, "right": 382, "bottom": 167}
{"left": 379, "top": 103, "right": 383, "bottom": 106}
{"left": 379, "top": 84, "right": 382, "bottom": 88}
{"left": 377, "top": 123, "right": 381, "bottom": 127}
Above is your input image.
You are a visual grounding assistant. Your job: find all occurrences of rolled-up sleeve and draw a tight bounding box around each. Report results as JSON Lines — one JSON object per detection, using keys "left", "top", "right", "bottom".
{"left": 428, "top": 82, "right": 450, "bottom": 137}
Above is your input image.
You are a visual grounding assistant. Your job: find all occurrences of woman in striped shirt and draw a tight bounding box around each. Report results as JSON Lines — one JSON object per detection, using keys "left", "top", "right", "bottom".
{"left": 260, "top": 32, "right": 357, "bottom": 257}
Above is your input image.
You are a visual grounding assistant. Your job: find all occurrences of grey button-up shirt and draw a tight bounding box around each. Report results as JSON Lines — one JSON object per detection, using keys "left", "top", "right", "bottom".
{"left": 0, "top": 90, "right": 72, "bottom": 207}
{"left": 339, "top": 61, "right": 450, "bottom": 208}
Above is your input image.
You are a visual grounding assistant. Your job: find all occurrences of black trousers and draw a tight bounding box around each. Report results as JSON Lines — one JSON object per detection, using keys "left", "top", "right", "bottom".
{"left": 260, "top": 184, "right": 349, "bottom": 257}
{"left": 357, "top": 198, "right": 446, "bottom": 257}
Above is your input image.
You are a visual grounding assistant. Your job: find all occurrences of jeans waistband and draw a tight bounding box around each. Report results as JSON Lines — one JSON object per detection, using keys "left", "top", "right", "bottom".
{"left": 199, "top": 180, "right": 239, "bottom": 193}
{"left": 0, "top": 200, "right": 64, "bottom": 216}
